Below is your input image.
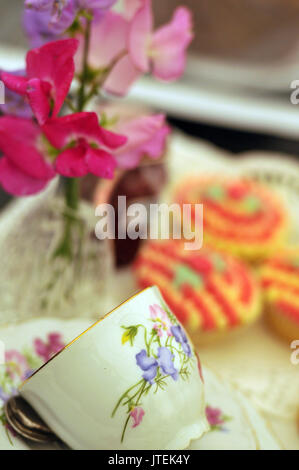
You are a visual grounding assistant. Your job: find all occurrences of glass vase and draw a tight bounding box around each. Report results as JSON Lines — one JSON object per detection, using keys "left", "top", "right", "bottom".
{"left": 0, "top": 181, "right": 113, "bottom": 325}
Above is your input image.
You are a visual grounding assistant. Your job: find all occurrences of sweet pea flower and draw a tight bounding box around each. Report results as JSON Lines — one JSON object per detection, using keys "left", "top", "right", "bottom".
{"left": 129, "top": 0, "right": 193, "bottom": 81}
{"left": 25, "top": 0, "right": 76, "bottom": 35}
{"left": 80, "top": 1, "right": 193, "bottom": 96}
{"left": 149, "top": 304, "right": 173, "bottom": 338}
{"left": 74, "top": 9, "right": 137, "bottom": 97}
{"left": 23, "top": 7, "right": 61, "bottom": 47}
{"left": 1, "top": 39, "right": 78, "bottom": 125}
{"left": 130, "top": 406, "right": 145, "bottom": 428}
{"left": 113, "top": 115, "right": 170, "bottom": 169}
{"left": 34, "top": 333, "right": 65, "bottom": 362}
{"left": 42, "top": 112, "right": 127, "bottom": 179}
{"left": 98, "top": 105, "right": 170, "bottom": 168}
{"left": 0, "top": 70, "right": 33, "bottom": 118}
{"left": 170, "top": 325, "right": 192, "bottom": 358}
{"left": 0, "top": 116, "right": 56, "bottom": 196}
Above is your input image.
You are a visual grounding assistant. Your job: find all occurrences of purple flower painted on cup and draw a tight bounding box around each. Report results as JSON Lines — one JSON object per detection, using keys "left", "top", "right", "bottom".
{"left": 130, "top": 406, "right": 144, "bottom": 428}
{"left": 157, "top": 347, "right": 178, "bottom": 381}
{"left": 136, "top": 349, "right": 158, "bottom": 384}
{"left": 170, "top": 325, "right": 191, "bottom": 357}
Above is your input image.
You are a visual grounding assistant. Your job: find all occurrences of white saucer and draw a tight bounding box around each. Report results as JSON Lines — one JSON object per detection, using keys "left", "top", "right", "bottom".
{"left": 0, "top": 318, "right": 280, "bottom": 450}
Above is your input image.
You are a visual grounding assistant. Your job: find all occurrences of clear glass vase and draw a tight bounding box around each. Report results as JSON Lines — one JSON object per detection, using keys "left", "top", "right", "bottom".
{"left": 0, "top": 181, "right": 113, "bottom": 325}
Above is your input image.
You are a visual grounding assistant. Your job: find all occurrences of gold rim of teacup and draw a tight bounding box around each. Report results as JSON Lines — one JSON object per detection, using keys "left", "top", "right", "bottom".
{"left": 19, "top": 286, "right": 152, "bottom": 389}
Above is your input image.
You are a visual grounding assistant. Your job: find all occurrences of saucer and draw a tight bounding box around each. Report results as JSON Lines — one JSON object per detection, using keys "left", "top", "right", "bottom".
{"left": 0, "top": 318, "right": 280, "bottom": 450}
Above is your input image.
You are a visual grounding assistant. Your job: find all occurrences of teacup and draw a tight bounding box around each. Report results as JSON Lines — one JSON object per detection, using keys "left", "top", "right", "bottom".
{"left": 19, "top": 286, "right": 209, "bottom": 449}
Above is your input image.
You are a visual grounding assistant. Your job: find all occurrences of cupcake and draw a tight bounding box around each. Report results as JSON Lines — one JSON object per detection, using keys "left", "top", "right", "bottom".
{"left": 134, "top": 240, "right": 261, "bottom": 343}
{"left": 260, "top": 249, "right": 299, "bottom": 342}
{"left": 173, "top": 177, "right": 288, "bottom": 262}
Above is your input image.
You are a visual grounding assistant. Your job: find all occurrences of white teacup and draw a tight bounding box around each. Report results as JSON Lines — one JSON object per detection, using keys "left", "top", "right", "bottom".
{"left": 20, "top": 286, "right": 209, "bottom": 449}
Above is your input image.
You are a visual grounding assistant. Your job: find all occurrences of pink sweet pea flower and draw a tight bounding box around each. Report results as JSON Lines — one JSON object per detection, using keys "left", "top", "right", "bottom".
{"left": 98, "top": 105, "right": 170, "bottom": 168}
{"left": 1, "top": 39, "right": 78, "bottom": 125}
{"left": 129, "top": 0, "right": 193, "bottom": 81}
{"left": 149, "top": 304, "right": 173, "bottom": 337}
{"left": 75, "top": 10, "right": 141, "bottom": 97}
{"left": 0, "top": 116, "right": 56, "bottom": 196}
{"left": 34, "top": 332, "right": 65, "bottom": 362}
{"left": 114, "top": 115, "right": 170, "bottom": 168}
{"left": 42, "top": 112, "right": 127, "bottom": 179}
{"left": 130, "top": 406, "right": 145, "bottom": 428}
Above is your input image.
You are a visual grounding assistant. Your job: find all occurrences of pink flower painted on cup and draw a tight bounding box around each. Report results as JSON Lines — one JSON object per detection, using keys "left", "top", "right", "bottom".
{"left": 149, "top": 304, "right": 173, "bottom": 338}
{"left": 5, "top": 351, "right": 31, "bottom": 381}
{"left": 34, "top": 333, "right": 65, "bottom": 362}
{"left": 0, "top": 116, "right": 56, "bottom": 196}
{"left": 42, "top": 112, "right": 127, "bottom": 179}
{"left": 205, "top": 406, "right": 225, "bottom": 428}
{"left": 1, "top": 39, "right": 78, "bottom": 125}
{"left": 130, "top": 406, "right": 145, "bottom": 428}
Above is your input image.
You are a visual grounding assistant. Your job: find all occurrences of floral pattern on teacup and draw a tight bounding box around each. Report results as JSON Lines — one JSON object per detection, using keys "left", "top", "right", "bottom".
{"left": 205, "top": 405, "right": 232, "bottom": 432}
{"left": 0, "top": 333, "right": 65, "bottom": 445}
{"left": 112, "top": 303, "right": 199, "bottom": 443}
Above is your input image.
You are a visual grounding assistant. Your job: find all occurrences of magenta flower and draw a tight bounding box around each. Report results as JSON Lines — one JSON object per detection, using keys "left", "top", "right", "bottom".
{"left": 1, "top": 39, "right": 78, "bottom": 125}
{"left": 149, "top": 303, "right": 173, "bottom": 338}
{"left": 130, "top": 406, "right": 145, "bottom": 428}
{"left": 0, "top": 116, "right": 55, "bottom": 196}
{"left": 42, "top": 112, "right": 127, "bottom": 179}
{"left": 34, "top": 333, "right": 65, "bottom": 362}
{"left": 205, "top": 406, "right": 225, "bottom": 428}
{"left": 5, "top": 350, "right": 31, "bottom": 381}
{"left": 129, "top": 0, "right": 193, "bottom": 81}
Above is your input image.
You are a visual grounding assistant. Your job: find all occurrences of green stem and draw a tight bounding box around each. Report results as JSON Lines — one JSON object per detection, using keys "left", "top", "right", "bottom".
{"left": 57, "top": 19, "right": 92, "bottom": 259}
{"left": 77, "top": 18, "right": 91, "bottom": 112}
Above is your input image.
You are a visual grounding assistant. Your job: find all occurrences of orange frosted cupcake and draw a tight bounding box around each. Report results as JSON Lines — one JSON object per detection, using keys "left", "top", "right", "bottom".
{"left": 134, "top": 240, "right": 261, "bottom": 343}
{"left": 173, "top": 177, "right": 288, "bottom": 262}
{"left": 260, "top": 249, "right": 299, "bottom": 342}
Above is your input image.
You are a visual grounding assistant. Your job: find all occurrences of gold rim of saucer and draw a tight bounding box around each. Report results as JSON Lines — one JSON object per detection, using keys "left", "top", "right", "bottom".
{"left": 19, "top": 286, "right": 152, "bottom": 389}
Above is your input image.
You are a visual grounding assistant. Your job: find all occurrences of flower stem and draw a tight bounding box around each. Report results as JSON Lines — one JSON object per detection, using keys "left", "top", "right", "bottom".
{"left": 57, "top": 19, "right": 92, "bottom": 259}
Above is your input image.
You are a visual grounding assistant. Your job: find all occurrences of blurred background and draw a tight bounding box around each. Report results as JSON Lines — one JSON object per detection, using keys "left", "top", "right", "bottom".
{"left": 1, "top": 0, "right": 299, "bottom": 203}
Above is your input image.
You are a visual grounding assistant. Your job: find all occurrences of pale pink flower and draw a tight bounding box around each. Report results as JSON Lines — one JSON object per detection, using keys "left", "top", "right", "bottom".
{"left": 129, "top": 0, "right": 193, "bottom": 81}
{"left": 130, "top": 406, "right": 145, "bottom": 428}
{"left": 149, "top": 304, "right": 173, "bottom": 337}
{"left": 5, "top": 351, "right": 30, "bottom": 381}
